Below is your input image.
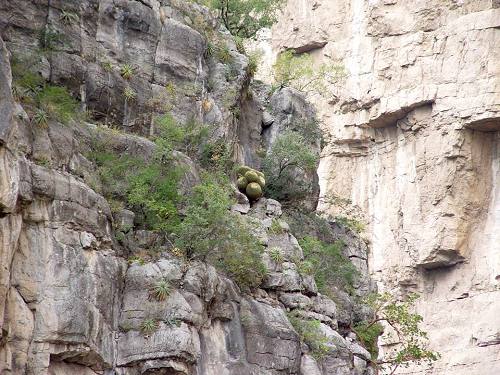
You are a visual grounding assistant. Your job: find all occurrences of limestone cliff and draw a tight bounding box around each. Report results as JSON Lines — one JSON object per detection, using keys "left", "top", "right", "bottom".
{"left": 270, "top": 0, "right": 500, "bottom": 374}
{"left": 0, "top": 1, "right": 373, "bottom": 375}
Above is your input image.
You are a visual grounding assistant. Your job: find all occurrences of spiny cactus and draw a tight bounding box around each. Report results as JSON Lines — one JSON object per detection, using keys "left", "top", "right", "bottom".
{"left": 236, "top": 165, "right": 266, "bottom": 200}
{"left": 246, "top": 182, "right": 262, "bottom": 199}
{"left": 237, "top": 176, "right": 248, "bottom": 190}
{"left": 245, "top": 170, "right": 260, "bottom": 183}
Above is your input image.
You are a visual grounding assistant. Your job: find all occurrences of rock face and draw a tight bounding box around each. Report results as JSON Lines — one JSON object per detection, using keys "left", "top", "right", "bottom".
{"left": 0, "top": 0, "right": 247, "bottom": 137}
{"left": 271, "top": 0, "right": 500, "bottom": 374}
{"left": 0, "top": 2, "right": 371, "bottom": 374}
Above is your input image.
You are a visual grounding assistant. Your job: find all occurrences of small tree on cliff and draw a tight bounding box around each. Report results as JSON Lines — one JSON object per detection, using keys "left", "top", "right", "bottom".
{"left": 273, "top": 49, "right": 344, "bottom": 97}
{"left": 262, "top": 131, "right": 318, "bottom": 203}
{"left": 207, "top": 0, "right": 285, "bottom": 38}
{"left": 354, "top": 293, "right": 440, "bottom": 375}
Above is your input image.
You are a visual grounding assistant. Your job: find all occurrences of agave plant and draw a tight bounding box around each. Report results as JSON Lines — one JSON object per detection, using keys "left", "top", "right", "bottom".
{"left": 123, "top": 86, "right": 137, "bottom": 101}
{"left": 140, "top": 318, "right": 158, "bottom": 335}
{"left": 216, "top": 44, "right": 232, "bottom": 64}
{"left": 60, "top": 10, "right": 79, "bottom": 25}
{"left": 101, "top": 60, "right": 114, "bottom": 72}
{"left": 151, "top": 278, "right": 171, "bottom": 301}
{"left": 204, "top": 42, "right": 215, "bottom": 58}
{"left": 32, "top": 109, "right": 49, "bottom": 127}
{"left": 269, "top": 247, "right": 284, "bottom": 264}
{"left": 120, "top": 64, "right": 134, "bottom": 79}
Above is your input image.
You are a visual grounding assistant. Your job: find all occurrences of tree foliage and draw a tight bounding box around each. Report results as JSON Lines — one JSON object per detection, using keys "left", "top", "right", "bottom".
{"left": 262, "top": 131, "right": 318, "bottom": 202}
{"left": 207, "top": 0, "right": 285, "bottom": 39}
{"left": 273, "top": 50, "right": 344, "bottom": 97}
{"left": 298, "top": 236, "right": 359, "bottom": 294}
{"left": 288, "top": 313, "right": 331, "bottom": 360}
{"left": 175, "top": 174, "right": 267, "bottom": 288}
{"left": 354, "top": 293, "right": 440, "bottom": 374}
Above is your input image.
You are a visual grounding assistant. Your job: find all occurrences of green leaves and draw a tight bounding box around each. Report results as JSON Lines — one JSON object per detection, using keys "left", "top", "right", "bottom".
{"left": 208, "top": 0, "right": 285, "bottom": 39}
{"left": 288, "top": 313, "right": 331, "bottom": 360}
{"left": 175, "top": 174, "right": 266, "bottom": 288}
{"left": 356, "top": 292, "right": 440, "bottom": 372}
{"left": 273, "top": 50, "right": 344, "bottom": 97}
{"left": 263, "top": 131, "right": 319, "bottom": 202}
{"left": 151, "top": 279, "right": 171, "bottom": 301}
{"left": 298, "top": 236, "right": 358, "bottom": 294}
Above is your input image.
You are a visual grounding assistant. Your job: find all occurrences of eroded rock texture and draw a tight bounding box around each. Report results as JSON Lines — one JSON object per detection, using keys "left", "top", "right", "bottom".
{"left": 271, "top": 0, "right": 500, "bottom": 373}
{"left": 0, "top": 1, "right": 370, "bottom": 374}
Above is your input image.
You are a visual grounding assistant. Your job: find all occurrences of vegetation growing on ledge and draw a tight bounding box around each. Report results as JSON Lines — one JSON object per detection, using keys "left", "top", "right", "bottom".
{"left": 287, "top": 312, "right": 331, "bottom": 360}
{"left": 334, "top": 216, "right": 365, "bottom": 233}
{"left": 11, "top": 56, "right": 82, "bottom": 126}
{"left": 175, "top": 173, "right": 266, "bottom": 288}
{"left": 273, "top": 49, "right": 344, "bottom": 97}
{"left": 88, "top": 116, "right": 265, "bottom": 289}
{"left": 354, "top": 293, "right": 440, "bottom": 373}
{"left": 299, "top": 236, "right": 358, "bottom": 295}
{"left": 263, "top": 131, "right": 318, "bottom": 203}
{"left": 198, "top": 0, "right": 285, "bottom": 39}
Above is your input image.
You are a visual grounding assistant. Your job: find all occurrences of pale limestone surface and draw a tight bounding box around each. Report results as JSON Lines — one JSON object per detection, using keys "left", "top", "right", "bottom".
{"left": 271, "top": 0, "right": 500, "bottom": 373}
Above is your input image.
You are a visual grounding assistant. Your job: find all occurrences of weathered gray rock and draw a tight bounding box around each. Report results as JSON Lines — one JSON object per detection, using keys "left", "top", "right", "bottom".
{"left": 0, "top": 4, "right": 373, "bottom": 375}
{"left": 266, "top": 198, "right": 282, "bottom": 217}
{"left": 240, "top": 298, "right": 301, "bottom": 373}
{"left": 0, "top": 37, "right": 14, "bottom": 145}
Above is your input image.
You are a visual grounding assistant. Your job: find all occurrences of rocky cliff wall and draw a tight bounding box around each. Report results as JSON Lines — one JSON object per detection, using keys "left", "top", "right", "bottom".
{"left": 271, "top": 0, "right": 500, "bottom": 373}
{"left": 0, "top": 1, "right": 373, "bottom": 374}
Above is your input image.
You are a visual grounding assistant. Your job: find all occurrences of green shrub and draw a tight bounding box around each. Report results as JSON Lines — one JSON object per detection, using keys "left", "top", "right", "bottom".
{"left": 298, "top": 236, "right": 358, "bottom": 294}
{"left": 356, "top": 293, "right": 440, "bottom": 372}
{"left": 127, "top": 161, "right": 182, "bottom": 232}
{"left": 288, "top": 313, "right": 331, "bottom": 359}
{"left": 11, "top": 59, "right": 82, "bottom": 125}
{"left": 335, "top": 216, "right": 365, "bottom": 233}
{"left": 88, "top": 128, "right": 183, "bottom": 233}
{"left": 155, "top": 114, "right": 209, "bottom": 159}
{"left": 273, "top": 49, "right": 344, "bottom": 96}
{"left": 205, "top": 42, "right": 215, "bottom": 58}
{"left": 207, "top": 0, "right": 285, "bottom": 39}
{"left": 174, "top": 174, "right": 266, "bottom": 288}
{"left": 268, "top": 218, "right": 285, "bottom": 235}
{"left": 35, "top": 85, "right": 80, "bottom": 124}
{"left": 247, "top": 50, "right": 262, "bottom": 76}
{"left": 200, "top": 139, "right": 233, "bottom": 172}
{"left": 39, "top": 25, "right": 63, "bottom": 51}
{"left": 215, "top": 43, "right": 232, "bottom": 64}
{"left": 262, "top": 131, "right": 318, "bottom": 203}
{"left": 282, "top": 209, "right": 335, "bottom": 243}
{"left": 353, "top": 321, "right": 384, "bottom": 359}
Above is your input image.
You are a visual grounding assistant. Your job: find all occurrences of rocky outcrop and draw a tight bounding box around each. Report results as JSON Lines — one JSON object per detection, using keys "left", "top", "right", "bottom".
{"left": 0, "top": 0, "right": 248, "bottom": 137}
{"left": 0, "top": 2, "right": 371, "bottom": 373}
{"left": 271, "top": 0, "right": 500, "bottom": 373}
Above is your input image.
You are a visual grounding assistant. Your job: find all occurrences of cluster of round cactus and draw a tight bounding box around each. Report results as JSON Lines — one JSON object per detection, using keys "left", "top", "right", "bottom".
{"left": 236, "top": 165, "right": 266, "bottom": 200}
